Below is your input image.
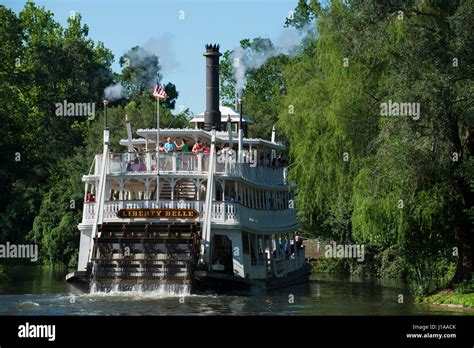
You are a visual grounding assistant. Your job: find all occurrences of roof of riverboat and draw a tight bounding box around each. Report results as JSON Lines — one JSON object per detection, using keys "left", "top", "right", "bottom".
{"left": 119, "top": 128, "right": 285, "bottom": 150}
{"left": 191, "top": 105, "right": 254, "bottom": 124}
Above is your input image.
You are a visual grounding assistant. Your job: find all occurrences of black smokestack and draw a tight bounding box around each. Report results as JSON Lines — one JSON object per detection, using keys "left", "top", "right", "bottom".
{"left": 203, "top": 44, "right": 222, "bottom": 131}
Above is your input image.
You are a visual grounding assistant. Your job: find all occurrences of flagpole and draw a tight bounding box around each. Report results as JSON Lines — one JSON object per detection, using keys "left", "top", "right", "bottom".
{"left": 156, "top": 97, "right": 160, "bottom": 205}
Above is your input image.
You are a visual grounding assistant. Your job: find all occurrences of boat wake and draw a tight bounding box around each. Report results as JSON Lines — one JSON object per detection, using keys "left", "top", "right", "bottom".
{"left": 15, "top": 301, "right": 40, "bottom": 310}
{"left": 88, "top": 282, "right": 191, "bottom": 298}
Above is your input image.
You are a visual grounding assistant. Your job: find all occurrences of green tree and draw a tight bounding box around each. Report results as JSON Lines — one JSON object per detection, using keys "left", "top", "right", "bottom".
{"left": 281, "top": 0, "right": 473, "bottom": 293}
{"left": 0, "top": 2, "right": 113, "bottom": 247}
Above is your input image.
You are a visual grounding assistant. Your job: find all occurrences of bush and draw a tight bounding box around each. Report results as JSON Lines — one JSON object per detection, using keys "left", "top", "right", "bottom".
{"left": 374, "top": 245, "right": 408, "bottom": 279}
{"left": 0, "top": 264, "right": 7, "bottom": 280}
{"left": 455, "top": 279, "right": 474, "bottom": 294}
{"left": 408, "top": 257, "right": 456, "bottom": 298}
{"left": 311, "top": 258, "right": 349, "bottom": 274}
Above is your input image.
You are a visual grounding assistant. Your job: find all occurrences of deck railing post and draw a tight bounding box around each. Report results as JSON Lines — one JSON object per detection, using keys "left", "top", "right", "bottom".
{"left": 146, "top": 152, "right": 151, "bottom": 173}
{"left": 172, "top": 153, "right": 177, "bottom": 172}
{"left": 197, "top": 153, "right": 202, "bottom": 173}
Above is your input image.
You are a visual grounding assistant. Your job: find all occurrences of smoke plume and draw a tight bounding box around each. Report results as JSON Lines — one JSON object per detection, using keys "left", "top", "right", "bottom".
{"left": 231, "top": 26, "right": 314, "bottom": 96}
{"left": 104, "top": 82, "right": 125, "bottom": 101}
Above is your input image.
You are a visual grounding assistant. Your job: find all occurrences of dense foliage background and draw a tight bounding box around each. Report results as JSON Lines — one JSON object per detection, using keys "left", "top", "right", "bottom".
{"left": 1, "top": 0, "right": 472, "bottom": 297}
{"left": 0, "top": 2, "right": 188, "bottom": 267}
{"left": 219, "top": 0, "right": 473, "bottom": 296}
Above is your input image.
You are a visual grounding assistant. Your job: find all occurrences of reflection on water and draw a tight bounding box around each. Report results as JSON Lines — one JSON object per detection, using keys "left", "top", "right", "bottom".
{"left": 0, "top": 266, "right": 471, "bottom": 316}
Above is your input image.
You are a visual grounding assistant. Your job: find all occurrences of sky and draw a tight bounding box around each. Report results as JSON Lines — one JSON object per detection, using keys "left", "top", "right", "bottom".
{"left": 5, "top": 0, "right": 303, "bottom": 115}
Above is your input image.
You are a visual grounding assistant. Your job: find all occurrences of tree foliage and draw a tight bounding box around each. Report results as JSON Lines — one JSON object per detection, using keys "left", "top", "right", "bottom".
{"left": 0, "top": 2, "right": 188, "bottom": 266}
{"left": 279, "top": 0, "right": 473, "bottom": 294}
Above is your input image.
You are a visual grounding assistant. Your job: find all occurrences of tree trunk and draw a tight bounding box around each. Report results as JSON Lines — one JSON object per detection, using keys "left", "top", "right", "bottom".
{"left": 450, "top": 123, "right": 473, "bottom": 285}
{"left": 451, "top": 176, "right": 473, "bottom": 284}
{"left": 452, "top": 224, "right": 473, "bottom": 284}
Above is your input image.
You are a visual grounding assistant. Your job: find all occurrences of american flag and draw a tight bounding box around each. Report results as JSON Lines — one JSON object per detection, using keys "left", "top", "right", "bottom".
{"left": 153, "top": 81, "right": 168, "bottom": 99}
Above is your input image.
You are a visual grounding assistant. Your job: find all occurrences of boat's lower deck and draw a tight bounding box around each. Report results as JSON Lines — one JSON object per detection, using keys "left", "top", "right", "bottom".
{"left": 69, "top": 221, "right": 309, "bottom": 292}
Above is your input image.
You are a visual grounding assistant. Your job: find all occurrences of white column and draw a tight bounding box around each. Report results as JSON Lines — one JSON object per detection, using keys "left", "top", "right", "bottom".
{"left": 172, "top": 153, "right": 177, "bottom": 172}
{"left": 144, "top": 178, "right": 151, "bottom": 201}
{"left": 197, "top": 153, "right": 202, "bottom": 173}
{"left": 238, "top": 127, "right": 243, "bottom": 164}
{"left": 170, "top": 178, "right": 175, "bottom": 201}
{"left": 84, "top": 183, "right": 88, "bottom": 202}
{"left": 119, "top": 179, "right": 124, "bottom": 200}
{"left": 227, "top": 115, "right": 233, "bottom": 148}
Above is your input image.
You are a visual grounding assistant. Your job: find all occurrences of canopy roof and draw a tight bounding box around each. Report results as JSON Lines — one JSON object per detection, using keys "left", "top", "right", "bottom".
{"left": 119, "top": 128, "right": 285, "bottom": 150}
{"left": 190, "top": 105, "right": 254, "bottom": 124}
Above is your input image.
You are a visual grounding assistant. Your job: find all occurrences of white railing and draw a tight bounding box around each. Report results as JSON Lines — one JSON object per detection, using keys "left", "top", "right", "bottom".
{"left": 283, "top": 251, "right": 305, "bottom": 274}
{"left": 95, "top": 152, "right": 285, "bottom": 186}
{"left": 239, "top": 206, "right": 296, "bottom": 229}
{"left": 209, "top": 202, "right": 238, "bottom": 223}
{"left": 82, "top": 203, "right": 96, "bottom": 224}
{"left": 82, "top": 200, "right": 296, "bottom": 229}
{"left": 273, "top": 250, "right": 305, "bottom": 277}
{"left": 227, "top": 163, "right": 284, "bottom": 186}
{"left": 106, "top": 152, "right": 209, "bottom": 175}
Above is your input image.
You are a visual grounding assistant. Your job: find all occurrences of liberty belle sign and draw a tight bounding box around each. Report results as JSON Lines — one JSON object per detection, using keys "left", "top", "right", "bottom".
{"left": 116, "top": 208, "right": 199, "bottom": 219}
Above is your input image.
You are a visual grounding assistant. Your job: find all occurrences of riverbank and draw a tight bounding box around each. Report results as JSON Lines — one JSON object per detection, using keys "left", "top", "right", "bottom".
{"left": 307, "top": 253, "right": 473, "bottom": 310}
{"left": 423, "top": 290, "right": 474, "bottom": 309}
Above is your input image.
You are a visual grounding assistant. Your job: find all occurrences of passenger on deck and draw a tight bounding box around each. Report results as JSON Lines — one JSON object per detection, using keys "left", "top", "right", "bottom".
{"left": 164, "top": 138, "right": 176, "bottom": 153}
{"left": 225, "top": 191, "right": 236, "bottom": 202}
{"left": 295, "top": 232, "right": 303, "bottom": 249}
{"left": 86, "top": 193, "right": 95, "bottom": 202}
{"left": 277, "top": 153, "right": 286, "bottom": 167}
{"left": 110, "top": 156, "right": 124, "bottom": 173}
{"left": 277, "top": 237, "right": 284, "bottom": 258}
{"left": 203, "top": 143, "right": 210, "bottom": 157}
{"left": 265, "top": 154, "right": 271, "bottom": 167}
{"left": 164, "top": 138, "right": 176, "bottom": 170}
{"left": 192, "top": 140, "right": 203, "bottom": 153}
{"left": 175, "top": 139, "right": 190, "bottom": 170}
{"left": 271, "top": 156, "right": 277, "bottom": 168}
{"left": 138, "top": 158, "right": 146, "bottom": 172}
{"left": 131, "top": 158, "right": 141, "bottom": 171}
{"left": 284, "top": 238, "right": 290, "bottom": 259}
{"left": 110, "top": 191, "right": 119, "bottom": 201}
{"left": 201, "top": 143, "right": 210, "bottom": 171}
{"left": 152, "top": 144, "right": 164, "bottom": 171}
{"left": 156, "top": 143, "right": 165, "bottom": 152}
{"left": 175, "top": 139, "right": 189, "bottom": 154}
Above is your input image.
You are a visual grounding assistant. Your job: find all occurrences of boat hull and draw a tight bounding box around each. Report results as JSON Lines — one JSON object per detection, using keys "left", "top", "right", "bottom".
{"left": 193, "top": 262, "right": 311, "bottom": 292}
{"left": 66, "top": 262, "right": 311, "bottom": 293}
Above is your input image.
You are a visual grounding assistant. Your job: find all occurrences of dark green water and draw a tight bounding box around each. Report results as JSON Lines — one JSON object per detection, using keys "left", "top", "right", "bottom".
{"left": 0, "top": 266, "right": 471, "bottom": 315}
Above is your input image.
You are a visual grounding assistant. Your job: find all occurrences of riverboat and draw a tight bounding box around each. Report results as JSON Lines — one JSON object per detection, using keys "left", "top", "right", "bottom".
{"left": 66, "top": 44, "right": 310, "bottom": 293}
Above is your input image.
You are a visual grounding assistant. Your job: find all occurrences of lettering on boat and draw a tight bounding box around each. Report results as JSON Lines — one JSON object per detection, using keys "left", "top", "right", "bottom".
{"left": 116, "top": 208, "right": 199, "bottom": 219}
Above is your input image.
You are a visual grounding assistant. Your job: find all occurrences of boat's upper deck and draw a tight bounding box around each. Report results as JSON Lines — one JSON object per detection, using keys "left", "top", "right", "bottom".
{"left": 85, "top": 126, "right": 289, "bottom": 187}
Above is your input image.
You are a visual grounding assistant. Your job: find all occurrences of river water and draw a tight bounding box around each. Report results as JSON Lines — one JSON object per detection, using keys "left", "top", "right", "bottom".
{"left": 0, "top": 266, "right": 470, "bottom": 316}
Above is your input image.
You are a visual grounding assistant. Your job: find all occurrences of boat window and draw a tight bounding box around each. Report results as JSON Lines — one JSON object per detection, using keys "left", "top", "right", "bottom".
{"left": 250, "top": 234, "right": 257, "bottom": 263}
{"left": 242, "top": 232, "right": 249, "bottom": 255}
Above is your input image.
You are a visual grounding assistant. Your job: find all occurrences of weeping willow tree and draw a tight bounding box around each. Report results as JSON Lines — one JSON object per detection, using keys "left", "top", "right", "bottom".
{"left": 280, "top": 0, "right": 473, "bottom": 295}
{"left": 279, "top": 1, "right": 379, "bottom": 241}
